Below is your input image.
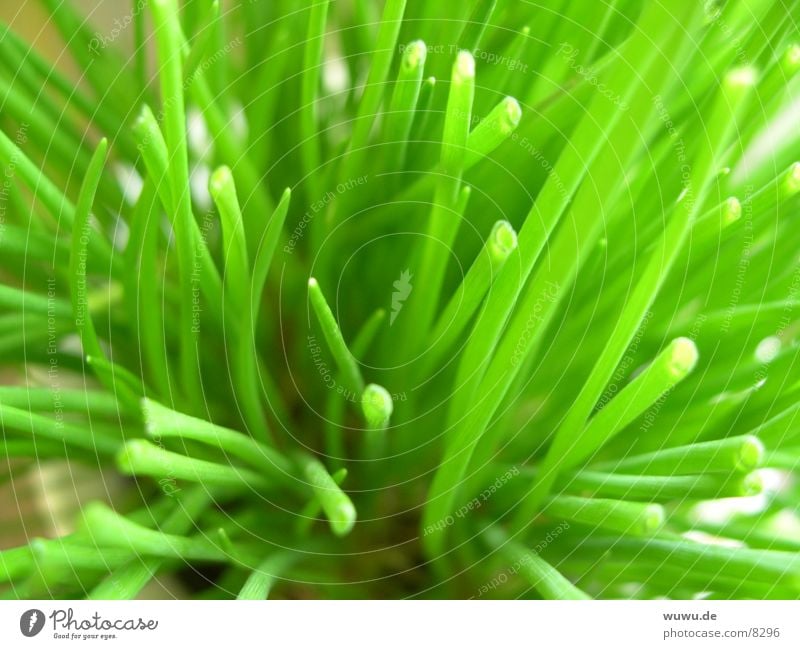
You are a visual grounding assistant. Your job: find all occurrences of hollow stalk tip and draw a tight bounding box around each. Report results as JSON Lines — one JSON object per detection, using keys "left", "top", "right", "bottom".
{"left": 725, "top": 65, "right": 758, "bottom": 91}
{"left": 666, "top": 336, "right": 699, "bottom": 379}
{"left": 784, "top": 162, "right": 800, "bottom": 195}
{"left": 641, "top": 504, "right": 665, "bottom": 535}
{"left": 455, "top": 50, "right": 475, "bottom": 81}
{"left": 303, "top": 457, "right": 357, "bottom": 537}
{"left": 116, "top": 439, "right": 151, "bottom": 474}
{"left": 488, "top": 219, "right": 518, "bottom": 263}
{"left": 738, "top": 471, "right": 763, "bottom": 497}
{"left": 721, "top": 196, "right": 741, "bottom": 226}
{"left": 208, "top": 165, "right": 234, "bottom": 197}
{"left": 402, "top": 40, "right": 427, "bottom": 71}
{"left": 500, "top": 96, "right": 522, "bottom": 134}
{"left": 361, "top": 383, "right": 393, "bottom": 428}
{"left": 782, "top": 43, "right": 800, "bottom": 71}
{"left": 737, "top": 435, "right": 765, "bottom": 472}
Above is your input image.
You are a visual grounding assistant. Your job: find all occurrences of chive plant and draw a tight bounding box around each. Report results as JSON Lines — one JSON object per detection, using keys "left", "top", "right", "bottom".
{"left": 0, "top": 0, "right": 799, "bottom": 600}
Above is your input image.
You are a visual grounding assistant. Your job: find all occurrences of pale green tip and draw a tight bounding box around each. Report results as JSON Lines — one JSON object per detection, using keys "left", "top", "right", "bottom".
{"left": 737, "top": 435, "right": 765, "bottom": 471}
{"left": 641, "top": 504, "right": 665, "bottom": 534}
{"left": 29, "top": 538, "right": 48, "bottom": 559}
{"left": 141, "top": 397, "right": 158, "bottom": 436}
{"left": 331, "top": 502, "right": 357, "bottom": 537}
{"left": 455, "top": 50, "right": 475, "bottom": 81}
{"left": 403, "top": 40, "right": 427, "bottom": 71}
{"left": 132, "top": 105, "right": 158, "bottom": 145}
{"left": 721, "top": 197, "right": 741, "bottom": 227}
{"left": 217, "top": 527, "right": 234, "bottom": 554}
{"left": 138, "top": 103, "right": 156, "bottom": 121}
{"left": 361, "top": 383, "right": 393, "bottom": 428}
{"left": 209, "top": 166, "right": 234, "bottom": 198}
{"left": 501, "top": 97, "right": 522, "bottom": 133}
{"left": 308, "top": 277, "right": 319, "bottom": 289}
{"left": 704, "top": 1, "right": 722, "bottom": 22}
{"left": 724, "top": 65, "right": 758, "bottom": 91}
{"left": 116, "top": 439, "right": 150, "bottom": 475}
{"left": 667, "top": 337, "right": 699, "bottom": 379}
{"left": 783, "top": 43, "right": 800, "bottom": 71}
{"left": 488, "top": 220, "right": 518, "bottom": 263}
{"left": 140, "top": 397, "right": 177, "bottom": 438}
{"left": 784, "top": 162, "right": 800, "bottom": 196}
{"left": 738, "top": 471, "right": 763, "bottom": 497}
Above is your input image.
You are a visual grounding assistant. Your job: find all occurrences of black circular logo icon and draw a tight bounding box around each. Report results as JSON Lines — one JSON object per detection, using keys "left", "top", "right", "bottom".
{"left": 20, "top": 609, "right": 45, "bottom": 637}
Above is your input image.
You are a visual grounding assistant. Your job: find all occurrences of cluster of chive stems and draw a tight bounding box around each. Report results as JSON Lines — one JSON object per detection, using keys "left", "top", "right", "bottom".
{"left": 0, "top": 0, "right": 799, "bottom": 600}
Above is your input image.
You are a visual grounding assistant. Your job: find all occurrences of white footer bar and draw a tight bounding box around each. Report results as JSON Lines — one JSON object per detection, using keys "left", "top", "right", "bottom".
{"left": 1, "top": 600, "right": 798, "bottom": 648}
